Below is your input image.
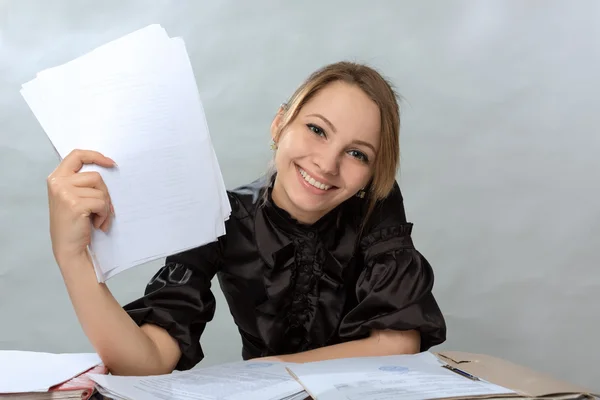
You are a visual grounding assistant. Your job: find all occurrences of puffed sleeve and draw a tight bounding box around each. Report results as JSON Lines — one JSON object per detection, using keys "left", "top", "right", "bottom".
{"left": 339, "top": 182, "right": 447, "bottom": 351}
{"left": 122, "top": 240, "right": 222, "bottom": 370}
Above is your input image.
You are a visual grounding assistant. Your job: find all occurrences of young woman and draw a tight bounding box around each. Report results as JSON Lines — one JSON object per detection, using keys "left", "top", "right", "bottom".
{"left": 47, "top": 61, "right": 446, "bottom": 376}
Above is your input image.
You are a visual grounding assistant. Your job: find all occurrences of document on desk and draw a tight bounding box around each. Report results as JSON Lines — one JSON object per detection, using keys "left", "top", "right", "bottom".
{"left": 286, "top": 352, "right": 516, "bottom": 400}
{"left": 20, "top": 24, "right": 230, "bottom": 282}
{"left": 0, "top": 351, "right": 101, "bottom": 393}
{"left": 89, "top": 360, "right": 307, "bottom": 400}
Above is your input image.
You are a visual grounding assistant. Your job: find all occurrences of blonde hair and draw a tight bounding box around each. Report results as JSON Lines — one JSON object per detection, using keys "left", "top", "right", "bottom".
{"left": 268, "top": 61, "right": 401, "bottom": 230}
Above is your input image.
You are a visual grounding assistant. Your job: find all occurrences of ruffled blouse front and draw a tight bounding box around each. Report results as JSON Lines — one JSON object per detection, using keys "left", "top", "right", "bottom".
{"left": 123, "top": 176, "right": 447, "bottom": 370}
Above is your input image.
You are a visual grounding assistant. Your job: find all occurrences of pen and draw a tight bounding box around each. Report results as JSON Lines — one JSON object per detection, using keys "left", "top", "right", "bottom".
{"left": 443, "top": 365, "right": 480, "bottom": 381}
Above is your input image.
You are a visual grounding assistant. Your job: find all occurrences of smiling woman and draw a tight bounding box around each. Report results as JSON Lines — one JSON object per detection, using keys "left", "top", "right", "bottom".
{"left": 269, "top": 64, "right": 399, "bottom": 227}
{"left": 47, "top": 61, "right": 447, "bottom": 376}
{"left": 270, "top": 80, "right": 381, "bottom": 225}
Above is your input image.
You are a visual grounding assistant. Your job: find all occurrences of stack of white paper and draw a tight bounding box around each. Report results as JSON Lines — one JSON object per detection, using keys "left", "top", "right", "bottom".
{"left": 0, "top": 351, "right": 101, "bottom": 393}
{"left": 89, "top": 360, "right": 307, "bottom": 400}
{"left": 20, "top": 24, "right": 230, "bottom": 282}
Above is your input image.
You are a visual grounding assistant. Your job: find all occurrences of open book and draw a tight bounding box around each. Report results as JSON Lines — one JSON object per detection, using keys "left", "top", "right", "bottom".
{"left": 2, "top": 351, "right": 593, "bottom": 399}
{"left": 86, "top": 352, "right": 598, "bottom": 400}
{"left": 20, "top": 24, "right": 230, "bottom": 282}
{"left": 91, "top": 361, "right": 307, "bottom": 400}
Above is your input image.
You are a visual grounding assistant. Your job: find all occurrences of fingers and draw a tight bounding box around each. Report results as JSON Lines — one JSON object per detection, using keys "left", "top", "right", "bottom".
{"left": 98, "top": 215, "right": 111, "bottom": 232}
{"left": 71, "top": 171, "right": 111, "bottom": 192}
{"left": 72, "top": 187, "right": 108, "bottom": 200}
{"left": 53, "top": 149, "right": 116, "bottom": 177}
{"left": 73, "top": 197, "right": 111, "bottom": 231}
{"left": 46, "top": 149, "right": 117, "bottom": 235}
{"left": 72, "top": 187, "right": 114, "bottom": 230}
{"left": 70, "top": 174, "right": 114, "bottom": 231}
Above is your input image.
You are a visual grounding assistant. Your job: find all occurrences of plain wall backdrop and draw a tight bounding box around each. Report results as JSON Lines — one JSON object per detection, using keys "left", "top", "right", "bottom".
{"left": 1, "top": 0, "right": 599, "bottom": 391}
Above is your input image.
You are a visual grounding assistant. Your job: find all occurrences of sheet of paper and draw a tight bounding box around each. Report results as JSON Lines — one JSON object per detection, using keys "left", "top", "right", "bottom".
{"left": 33, "top": 24, "right": 170, "bottom": 81}
{"left": 20, "top": 25, "right": 229, "bottom": 281}
{"left": 0, "top": 351, "right": 101, "bottom": 393}
{"left": 29, "top": 37, "right": 212, "bottom": 157}
{"left": 286, "top": 352, "right": 516, "bottom": 400}
{"left": 20, "top": 24, "right": 174, "bottom": 158}
{"left": 90, "top": 361, "right": 306, "bottom": 400}
{"left": 100, "top": 148, "right": 229, "bottom": 280}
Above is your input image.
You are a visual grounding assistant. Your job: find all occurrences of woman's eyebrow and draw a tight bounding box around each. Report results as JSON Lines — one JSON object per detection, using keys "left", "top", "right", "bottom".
{"left": 353, "top": 139, "right": 377, "bottom": 155}
{"left": 307, "top": 113, "right": 337, "bottom": 133}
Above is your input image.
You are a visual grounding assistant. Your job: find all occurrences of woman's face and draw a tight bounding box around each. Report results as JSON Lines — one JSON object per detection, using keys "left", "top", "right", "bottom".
{"left": 271, "top": 81, "right": 381, "bottom": 224}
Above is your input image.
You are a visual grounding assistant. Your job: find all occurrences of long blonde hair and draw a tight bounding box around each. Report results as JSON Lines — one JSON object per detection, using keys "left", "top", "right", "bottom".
{"left": 268, "top": 61, "right": 401, "bottom": 231}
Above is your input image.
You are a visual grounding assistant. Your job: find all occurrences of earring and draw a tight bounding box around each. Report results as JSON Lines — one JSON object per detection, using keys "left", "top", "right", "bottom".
{"left": 270, "top": 140, "right": 278, "bottom": 151}
{"left": 356, "top": 189, "right": 366, "bottom": 198}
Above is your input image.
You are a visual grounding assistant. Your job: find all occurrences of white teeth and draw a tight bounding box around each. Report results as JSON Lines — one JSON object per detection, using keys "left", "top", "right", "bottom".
{"left": 299, "top": 168, "right": 332, "bottom": 190}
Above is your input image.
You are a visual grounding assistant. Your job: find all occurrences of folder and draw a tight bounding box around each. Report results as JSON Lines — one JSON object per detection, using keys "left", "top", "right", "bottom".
{"left": 435, "top": 351, "right": 599, "bottom": 399}
{"left": 0, "top": 364, "right": 107, "bottom": 399}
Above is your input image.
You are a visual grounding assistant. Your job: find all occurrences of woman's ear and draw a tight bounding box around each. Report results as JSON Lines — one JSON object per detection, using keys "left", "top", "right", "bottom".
{"left": 270, "top": 103, "right": 287, "bottom": 142}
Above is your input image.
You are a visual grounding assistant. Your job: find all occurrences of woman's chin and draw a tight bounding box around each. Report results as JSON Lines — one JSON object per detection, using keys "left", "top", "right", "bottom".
{"left": 286, "top": 191, "right": 343, "bottom": 222}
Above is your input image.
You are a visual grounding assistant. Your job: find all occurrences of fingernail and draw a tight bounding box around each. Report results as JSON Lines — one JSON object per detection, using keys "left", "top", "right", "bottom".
{"left": 110, "top": 204, "right": 115, "bottom": 215}
{"left": 108, "top": 157, "right": 118, "bottom": 167}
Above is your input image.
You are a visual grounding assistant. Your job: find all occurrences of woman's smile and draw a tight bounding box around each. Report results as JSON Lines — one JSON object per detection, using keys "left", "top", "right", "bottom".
{"left": 295, "top": 164, "right": 337, "bottom": 195}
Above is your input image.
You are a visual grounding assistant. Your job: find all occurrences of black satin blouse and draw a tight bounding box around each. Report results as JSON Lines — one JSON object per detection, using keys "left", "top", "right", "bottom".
{"left": 123, "top": 176, "right": 447, "bottom": 370}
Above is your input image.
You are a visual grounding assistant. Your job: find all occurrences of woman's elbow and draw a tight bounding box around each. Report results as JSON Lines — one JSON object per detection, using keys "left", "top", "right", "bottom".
{"left": 371, "top": 329, "right": 421, "bottom": 355}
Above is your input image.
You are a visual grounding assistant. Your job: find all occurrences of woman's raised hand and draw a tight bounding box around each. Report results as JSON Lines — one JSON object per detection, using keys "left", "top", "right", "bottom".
{"left": 46, "top": 149, "right": 116, "bottom": 266}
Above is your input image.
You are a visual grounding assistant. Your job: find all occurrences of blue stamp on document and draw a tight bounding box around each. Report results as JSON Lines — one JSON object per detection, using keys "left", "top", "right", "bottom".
{"left": 379, "top": 365, "right": 409, "bottom": 373}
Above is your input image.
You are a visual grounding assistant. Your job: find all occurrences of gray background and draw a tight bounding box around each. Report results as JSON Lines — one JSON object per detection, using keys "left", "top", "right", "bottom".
{"left": 1, "top": 0, "right": 599, "bottom": 392}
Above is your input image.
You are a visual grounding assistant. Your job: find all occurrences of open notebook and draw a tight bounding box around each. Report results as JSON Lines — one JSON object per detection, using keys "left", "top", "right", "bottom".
{"left": 20, "top": 24, "right": 230, "bottom": 282}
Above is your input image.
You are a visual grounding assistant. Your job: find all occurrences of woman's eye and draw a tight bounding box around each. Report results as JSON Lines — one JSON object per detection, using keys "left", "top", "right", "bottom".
{"left": 307, "top": 124, "right": 326, "bottom": 137}
{"left": 348, "top": 150, "right": 369, "bottom": 163}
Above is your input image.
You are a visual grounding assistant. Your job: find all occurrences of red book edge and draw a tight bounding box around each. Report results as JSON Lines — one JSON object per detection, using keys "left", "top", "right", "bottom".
{"left": 47, "top": 364, "right": 108, "bottom": 398}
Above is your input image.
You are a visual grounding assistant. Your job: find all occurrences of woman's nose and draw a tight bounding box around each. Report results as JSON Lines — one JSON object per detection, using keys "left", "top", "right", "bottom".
{"left": 314, "top": 149, "right": 340, "bottom": 176}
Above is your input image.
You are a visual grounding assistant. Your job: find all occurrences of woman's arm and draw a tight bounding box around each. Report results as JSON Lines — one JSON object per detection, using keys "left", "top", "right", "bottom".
{"left": 48, "top": 150, "right": 181, "bottom": 376}
{"left": 262, "top": 329, "right": 420, "bottom": 363}
{"left": 60, "top": 252, "right": 182, "bottom": 375}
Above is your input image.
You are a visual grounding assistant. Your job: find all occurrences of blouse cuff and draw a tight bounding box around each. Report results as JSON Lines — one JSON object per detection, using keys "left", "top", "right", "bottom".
{"left": 125, "top": 306, "right": 204, "bottom": 371}
{"left": 342, "top": 224, "right": 447, "bottom": 351}
{"left": 359, "top": 224, "right": 415, "bottom": 261}
{"left": 340, "top": 297, "right": 447, "bottom": 351}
